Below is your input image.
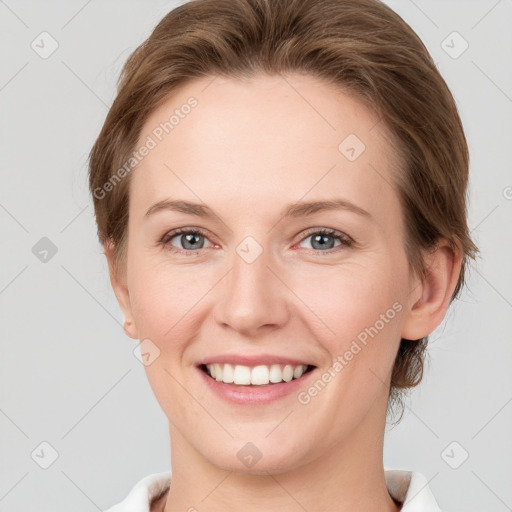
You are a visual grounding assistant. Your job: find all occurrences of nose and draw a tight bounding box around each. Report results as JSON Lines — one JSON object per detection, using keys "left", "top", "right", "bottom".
{"left": 213, "top": 245, "right": 289, "bottom": 337}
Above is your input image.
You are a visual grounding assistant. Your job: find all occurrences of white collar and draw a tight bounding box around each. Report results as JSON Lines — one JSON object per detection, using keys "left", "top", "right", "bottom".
{"left": 385, "top": 470, "right": 441, "bottom": 511}
{"left": 105, "top": 469, "right": 441, "bottom": 511}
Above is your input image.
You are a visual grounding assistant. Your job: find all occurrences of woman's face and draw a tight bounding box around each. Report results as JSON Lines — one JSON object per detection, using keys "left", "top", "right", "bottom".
{"left": 114, "top": 73, "right": 422, "bottom": 473}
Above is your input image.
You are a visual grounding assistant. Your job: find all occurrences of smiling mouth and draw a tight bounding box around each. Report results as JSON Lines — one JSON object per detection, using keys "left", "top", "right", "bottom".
{"left": 199, "top": 363, "right": 315, "bottom": 386}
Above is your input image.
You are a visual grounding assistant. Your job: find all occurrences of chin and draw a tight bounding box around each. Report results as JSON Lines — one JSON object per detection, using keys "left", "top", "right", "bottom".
{"left": 201, "top": 435, "right": 308, "bottom": 476}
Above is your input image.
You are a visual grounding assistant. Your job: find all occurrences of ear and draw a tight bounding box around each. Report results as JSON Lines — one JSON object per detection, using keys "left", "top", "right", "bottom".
{"left": 401, "top": 239, "right": 462, "bottom": 340}
{"left": 104, "top": 242, "right": 139, "bottom": 340}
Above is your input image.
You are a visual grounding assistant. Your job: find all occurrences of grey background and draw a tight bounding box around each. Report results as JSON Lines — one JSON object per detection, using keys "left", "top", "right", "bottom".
{"left": 1, "top": 0, "right": 511, "bottom": 510}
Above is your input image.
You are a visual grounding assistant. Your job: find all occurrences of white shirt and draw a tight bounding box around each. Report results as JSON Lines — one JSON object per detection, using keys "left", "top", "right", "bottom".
{"left": 104, "top": 469, "right": 442, "bottom": 511}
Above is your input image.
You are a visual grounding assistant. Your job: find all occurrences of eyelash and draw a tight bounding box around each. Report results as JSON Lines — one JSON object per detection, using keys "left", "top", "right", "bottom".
{"left": 159, "top": 227, "right": 354, "bottom": 256}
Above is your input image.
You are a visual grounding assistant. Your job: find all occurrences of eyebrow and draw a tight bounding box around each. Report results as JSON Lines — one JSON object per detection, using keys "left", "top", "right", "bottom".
{"left": 145, "top": 198, "right": 372, "bottom": 220}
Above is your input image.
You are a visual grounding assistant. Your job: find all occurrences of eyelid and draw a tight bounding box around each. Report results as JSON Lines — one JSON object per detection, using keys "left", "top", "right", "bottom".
{"left": 295, "top": 226, "right": 354, "bottom": 246}
{"left": 159, "top": 227, "right": 214, "bottom": 251}
{"left": 160, "top": 226, "right": 355, "bottom": 254}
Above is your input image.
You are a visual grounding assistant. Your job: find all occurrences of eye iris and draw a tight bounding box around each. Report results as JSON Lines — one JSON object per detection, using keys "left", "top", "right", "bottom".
{"left": 181, "top": 233, "right": 203, "bottom": 250}
{"left": 311, "top": 233, "right": 335, "bottom": 250}
{"left": 170, "top": 230, "right": 343, "bottom": 252}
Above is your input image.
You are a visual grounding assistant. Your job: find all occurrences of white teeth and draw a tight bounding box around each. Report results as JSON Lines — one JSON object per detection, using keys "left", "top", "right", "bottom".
{"left": 293, "top": 365, "right": 304, "bottom": 379}
{"left": 282, "top": 365, "right": 294, "bottom": 382}
{"left": 233, "top": 365, "right": 251, "bottom": 385}
{"left": 269, "top": 364, "right": 282, "bottom": 383}
{"left": 204, "top": 363, "right": 309, "bottom": 385}
{"left": 214, "top": 363, "right": 223, "bottom": 382}
{"left": 251, "top": 365, "right": 269, "bottom": 385}
{"left": 222, "top": 363, "right": 234, "bottom": 383}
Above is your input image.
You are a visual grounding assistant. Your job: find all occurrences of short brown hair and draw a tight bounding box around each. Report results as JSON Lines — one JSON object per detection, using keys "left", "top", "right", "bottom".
{"left": 88, "top": 0, "right": 479, "bottom": 421}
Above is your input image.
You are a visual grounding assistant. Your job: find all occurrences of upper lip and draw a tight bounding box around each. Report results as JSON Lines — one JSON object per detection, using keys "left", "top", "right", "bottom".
{"left": 196, "top": 354, "right": 315, "bottom": 367}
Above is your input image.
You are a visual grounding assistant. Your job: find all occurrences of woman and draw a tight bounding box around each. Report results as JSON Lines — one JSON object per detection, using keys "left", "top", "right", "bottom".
{"left": 88, "top": 0, "right": 478, "bottom": 510}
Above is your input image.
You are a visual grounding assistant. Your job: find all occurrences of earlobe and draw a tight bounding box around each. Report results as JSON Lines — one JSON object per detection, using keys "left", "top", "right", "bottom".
{"left": 123, "top": 319, "right": 138, "bottom": 340}
{"left": 401, "top": 240, "right": 462, "bottom": 341}
{"left": 104, "top": 242, "right": 139, "bottom": 340}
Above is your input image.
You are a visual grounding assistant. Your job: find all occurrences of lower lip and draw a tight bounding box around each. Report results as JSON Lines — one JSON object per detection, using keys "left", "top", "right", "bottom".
{"left": 197, "top": 366, "right": 316, "bottom": 405}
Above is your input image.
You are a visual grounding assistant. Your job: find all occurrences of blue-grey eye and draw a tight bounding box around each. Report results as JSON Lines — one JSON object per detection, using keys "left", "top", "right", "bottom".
{"left": 299, "top": 229, "right": 347, "bottom": 251}
{"left": 173, "top": 231, "right": 206, "bottom": 250}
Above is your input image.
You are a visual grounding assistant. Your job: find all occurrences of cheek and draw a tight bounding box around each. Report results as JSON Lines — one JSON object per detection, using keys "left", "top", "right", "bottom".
{"left": 286, "top": 262, "right": 406, "bottom": 440}
{"left": 293, "top": 262, "right": 406, "bottom": 409}
{"left": 127, "top": 254, "right": 214, "bottom": 341}
{"left": 293, "top": 262, "right": 404, "bottom": 342}
{"left": 129, "top": 250, "right": 407, "bottom": 346}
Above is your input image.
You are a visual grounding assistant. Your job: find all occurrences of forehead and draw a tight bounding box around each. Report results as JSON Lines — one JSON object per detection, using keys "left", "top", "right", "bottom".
{"left": 131, "top": 73, "right": 401, "bottom": 222}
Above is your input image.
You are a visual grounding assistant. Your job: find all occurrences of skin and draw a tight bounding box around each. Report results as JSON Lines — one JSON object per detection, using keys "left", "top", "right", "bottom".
{"left": 106, "top": 73, "right": 462, "bottom": 512}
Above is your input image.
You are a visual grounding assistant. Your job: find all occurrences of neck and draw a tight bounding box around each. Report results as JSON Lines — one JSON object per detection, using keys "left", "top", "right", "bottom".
{"left": 162, "top": 392, "right": 400, "bottom": 512}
